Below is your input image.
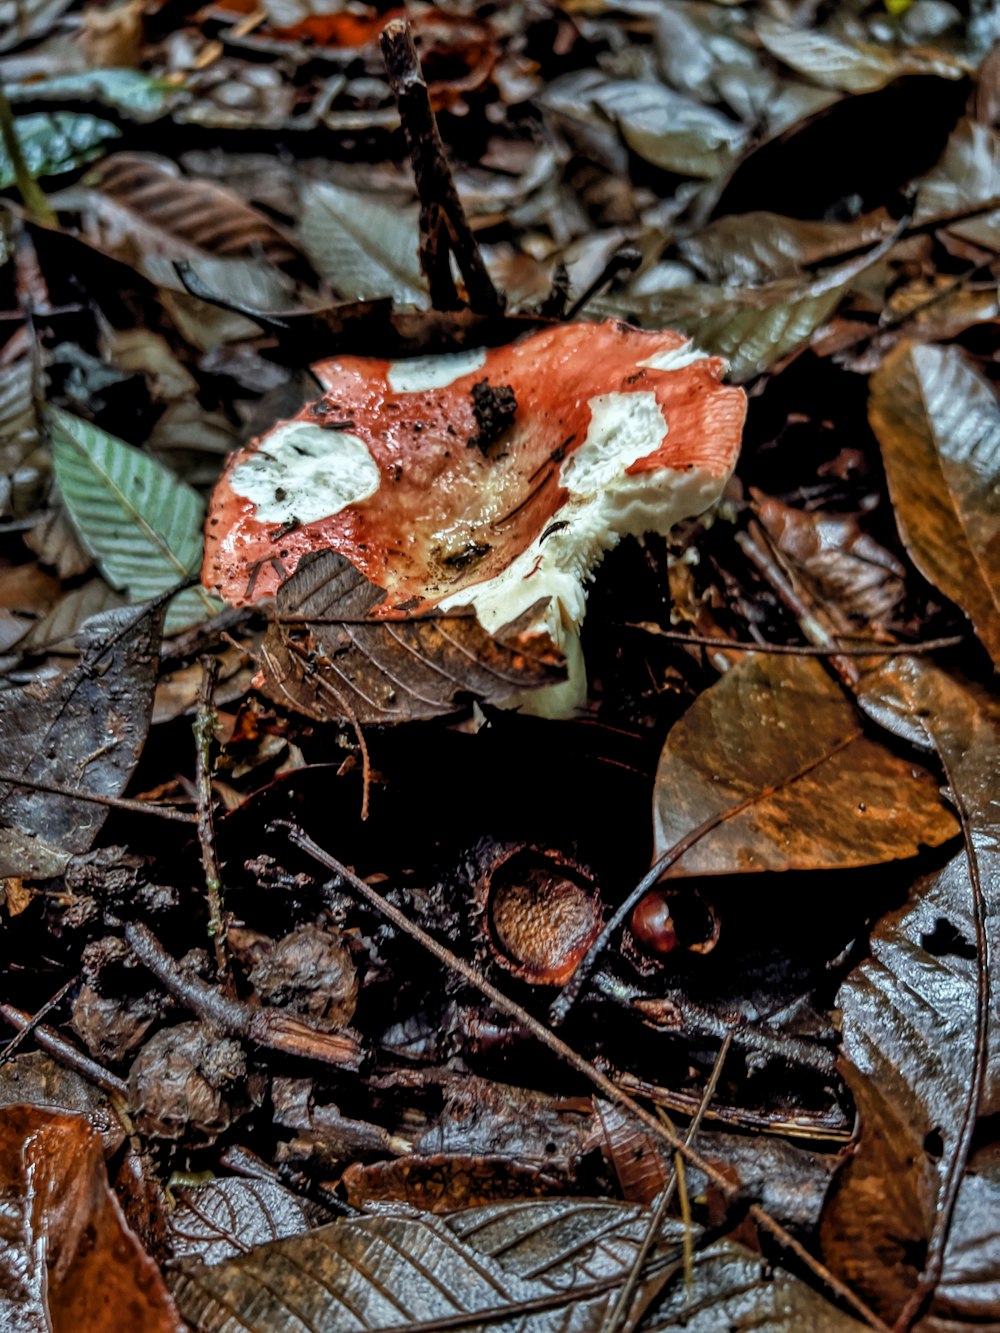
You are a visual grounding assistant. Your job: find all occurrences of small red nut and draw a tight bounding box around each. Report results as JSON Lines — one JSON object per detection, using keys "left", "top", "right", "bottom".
{"left": 630, "top": 891, "right": 679, "bottom": 956}
{"left": 630, "top": 887, "right": 719, "bottom": 959}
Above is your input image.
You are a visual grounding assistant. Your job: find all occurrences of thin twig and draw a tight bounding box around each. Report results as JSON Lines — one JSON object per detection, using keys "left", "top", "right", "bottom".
{"left": 380, "top": 17, "right": 503, "bottom": 315}
{"left": 627, "top": 624, "right": 966, "bottom": 657}
{"left": 548, "top": 731, "right": 860, "bottom": 1029}
{"left": 603, "top": 1032, "right": 734, "bottom": 1333}
{"left": 123, "top": 920, "right": 363, "bottom": 1069}
{"left": 564, "top": 248, "right": 642, "bottom": 320}
{"left": 280, "top": 823, "right": 890, "bottom": 1333}
{"left": 0, "top": 1003, "right": 126, "bottom": 1096}
{"left": 0, "top": 770, "right": 196, "bottom": 822}
{"left": 194, "top": 656, "right": 228, "bottom": 977}
{"left": 0, "top": 974, "right": 78, "bottom": 1064}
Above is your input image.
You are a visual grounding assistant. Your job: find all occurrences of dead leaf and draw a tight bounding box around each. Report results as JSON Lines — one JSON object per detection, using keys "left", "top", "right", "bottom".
{"left": 821, "top": 664, "right": 1000, "bottom": 1326}
{"left": 652, "top": 653, "right": 958, "bottom": 875}
{"left": 261, "top": 551, "right": 566, "bottom": 724}
{"left": 168, "top": 1177, "right": 312, "bottom": 1266}
{"left": 340, "top": 1152, "right": 564, "bottom": 1212}
{"left": 0, "top": 1104, "right": 183, "bottom": 1332}
{"left": 0, "top": 600, "right": 163, "bottom": 879}
{"left": 869, "top": 341, "right": 1000, "bottom": 667}
{"left": 914, "top": 117, "right": 1000, "bottom": 251}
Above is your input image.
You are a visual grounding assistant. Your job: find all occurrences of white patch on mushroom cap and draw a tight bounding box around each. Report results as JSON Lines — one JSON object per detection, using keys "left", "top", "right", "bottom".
{"left": 229, "top": 422, "right": 380, "bottom": 525}
{"left": 438, "top": 388, "right": 729, "bottom": 718}
{"left": 387, "top": 347, "right": 488, "bottom": 394}
{"left": 637, "top": 341, "right": 706, "bottom": 372}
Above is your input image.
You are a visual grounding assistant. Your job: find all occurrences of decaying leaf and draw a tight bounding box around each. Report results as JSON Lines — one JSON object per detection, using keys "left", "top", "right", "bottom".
{"left": 914, "top": 117, "right": 1000, "bottom": 251}
{"left": 0, "top": 1104, "right": 183, "bottom": 1332}
{"left": 299, "top": 179, "right": 426, "bottom": 304}
{"left": 260, "top": 551, "right": 566, "bottom": 724}
{"left": 755, "top": 17, "right": 965, "bottom": 93}
{"left": 0, "top": 600, "right": 163, "bottom": 879}
{"left": 869, "top": 342, "right": 1000, "bottom": 667}
{"left": 169, "top": 1197, "right": 869, "bottom": 1333}
{"left": 79, "top": 153, "right": 302, "bottom": 268}
{"left": 652, "top": 653, "right": 958, "bottom": 875}
{"left": 168, "top": 1177, "right": 312, "bottom": 1266}
{"left": 822, "top": 663, "right": 1000, "bottom": 1326}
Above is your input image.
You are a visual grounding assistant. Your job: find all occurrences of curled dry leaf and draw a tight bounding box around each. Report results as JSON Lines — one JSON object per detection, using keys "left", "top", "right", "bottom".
{"left": 260, "top": 550, "right": 566, "bottom": 723}
{"left": 0, "top": 1104, "right": 183, "bottom": 1332}
{"left": 869, "top": 341, "right": 1000, "bottom": 667}
{"left": 206, "top": 322, "right": 745, "bottom": 716}
{"left": 652, "top": 653, "right": 959, "bottom": 875}
{"left": 0, "top": 600, "right": 163, "bottom": 880}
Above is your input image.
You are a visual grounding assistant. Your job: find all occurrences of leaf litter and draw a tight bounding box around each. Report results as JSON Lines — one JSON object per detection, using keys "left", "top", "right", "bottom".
{"left": 0, "top": 1, "right": 997, "bottom": 1330}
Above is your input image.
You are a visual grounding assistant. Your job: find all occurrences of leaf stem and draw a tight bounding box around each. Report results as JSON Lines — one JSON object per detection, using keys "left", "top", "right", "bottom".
{"left": 0, "top": 79, "right": 56, "bottom": 225}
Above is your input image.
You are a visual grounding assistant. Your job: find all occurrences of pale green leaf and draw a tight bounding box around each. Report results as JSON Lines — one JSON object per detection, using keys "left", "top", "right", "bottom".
{"left": 47, "top": 407, "right": 217, "bottom": 625}
{"left": 7, "top": 69, "right": 176, "bottom": 117}
{"left": 0, "top": 113, "right": 119, "bottom": 189}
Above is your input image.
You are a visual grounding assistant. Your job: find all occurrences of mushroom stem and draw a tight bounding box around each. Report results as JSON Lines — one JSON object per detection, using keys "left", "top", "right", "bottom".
{"left": 380, "top": 17, "right": 504, "bottom": 317}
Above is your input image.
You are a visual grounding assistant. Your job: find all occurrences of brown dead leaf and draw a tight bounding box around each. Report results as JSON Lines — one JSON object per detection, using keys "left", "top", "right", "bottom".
{"left": 652, "top": 653, "right": 959, "bottom": 875}
{"left": 340, "top": 1152, "right": 563, "bottom": 1213}
{"left": 869, "top": 341, "right": 1000, "bottom": 667}
{"left": 0, "top": 1104, "right": 183, "bottom": 1332}
{"left": 260, "top": 551, "right": 565, "bottom": 724}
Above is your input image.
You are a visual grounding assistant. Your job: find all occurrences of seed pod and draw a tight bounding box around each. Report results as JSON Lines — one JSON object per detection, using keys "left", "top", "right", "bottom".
{"left": 471, "top": 842, "right": 602, "bottom": 986}
{"left": 628, "top": 887, "right": 719, "bottom": 960}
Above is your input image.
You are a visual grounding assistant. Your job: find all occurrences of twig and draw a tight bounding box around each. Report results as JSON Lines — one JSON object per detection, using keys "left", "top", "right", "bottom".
{"left": 380, "top": 17, "right": 503, "bottom": 316}
{"left": 565, "top": 248, "right": 642, "bottom": 320}
{"left": 0, "top": 770, "right": 196, "bottom": 821}
{"left": 548, "top": 731, "right": 860, "bottom": 1029}
{"left": 626, "top": 624, "right": 966, "bottom": 657}
{"left": 194, "top": 656, "right": 228, "bottom": 977}
{"left": 0, "top": 974, "right": 78, "bottom": 1064}
{"left": 0, "top": 1003, "right": 126, "bottom": 1096}
{"left": 123, "top": 920, "right": 363, "bottom": 1069}
{"left": 280, "top": 823, "right": 890, "bottom": 1333}
{"left": 603, "top": 1032, "right": 733, "bottom": 1333}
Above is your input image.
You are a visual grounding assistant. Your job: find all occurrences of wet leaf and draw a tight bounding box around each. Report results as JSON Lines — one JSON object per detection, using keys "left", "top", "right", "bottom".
{"left": 0, "top": 600, "right": 163, "bottom": 879}
{"left": 914, "top": 117, "right": 1000, "bottom": 251}
{"left": 755, "top": 17, "right": 964, "bottom": 93}
{"left": 605, "top": 245, "right": 888, "bottom": 381}
{"left": 341, "top": 1152, "right": 563, "bottom": 1212}
{"left": 18, "top": 578, "right": 125, "bottom": 651}
{"left": 587, "top": 77, "right": 745, "bottom": 179}
{"left": 0, "top": 0, "right": 73, "bottom": 51}
{"left": 678, "top": 210, "right": 894, "bottom": 286}
{"left": 261, "top": 551, "right": 566, "bottom": 724}
{"left": 0, "top": 1104, "right": 183, "bottom": 1331}
{"left": 868, "top": 342, "right": 1000, "bottom": 666}
{"left": 79, "top": 153, "right": 302, "bottom": 267}
{"left": 821, "top": 664, "right": 1000, "bottom": 1325}
{"left": 0, "top": 112, "right": 119, "bottom": 188}
{"left": 7, "top": 70, "right": 176, "bottom": 118}
{"left": 298, "top": 179, "right": 426, "bottom": 303}
{"left": 168, "top": 1178, "right": 311, "bottom": 1266}
{"left": 652, "top": 653, "right": 959, "bottom": 875}
{"left": 48, "top": 407, "right": 221, "bottom": 629}
{"left": 169, "top": 1196, "right": 868, "bottom": 1332}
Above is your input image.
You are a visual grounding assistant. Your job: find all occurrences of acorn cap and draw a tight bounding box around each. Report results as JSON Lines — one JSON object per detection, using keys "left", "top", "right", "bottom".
{"left": 203, "top": 321, "right": 746, "bottom": 716}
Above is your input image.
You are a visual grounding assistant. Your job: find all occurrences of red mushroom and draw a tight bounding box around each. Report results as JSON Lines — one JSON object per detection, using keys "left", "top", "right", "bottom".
{"left": 203, "top": 321, "right": 746, "bottom": 716}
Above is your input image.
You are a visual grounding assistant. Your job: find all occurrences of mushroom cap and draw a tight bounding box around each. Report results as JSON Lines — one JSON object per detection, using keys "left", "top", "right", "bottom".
{"left": 203, "top": 321, "right": 746, "bottom": 627}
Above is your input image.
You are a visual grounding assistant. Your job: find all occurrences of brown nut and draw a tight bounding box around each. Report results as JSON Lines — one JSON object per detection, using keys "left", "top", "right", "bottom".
{"left": 629, "top": 887, "right": 719, "bottom": 959}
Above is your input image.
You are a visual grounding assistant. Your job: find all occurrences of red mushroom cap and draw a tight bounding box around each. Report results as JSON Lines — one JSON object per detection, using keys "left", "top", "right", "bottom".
{"left": 203, "top": 321, "right": 745, "bottom": 713}
{"left": 205, "top": 322, "right": 743, "bottom": 601}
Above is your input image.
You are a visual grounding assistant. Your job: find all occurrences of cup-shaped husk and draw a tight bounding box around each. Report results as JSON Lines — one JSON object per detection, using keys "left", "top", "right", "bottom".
{"left": 470, "top": 841, "right": 602, "bottom": 987}
{"left": 623, "top": 886, "right": 720, "bottom": 973}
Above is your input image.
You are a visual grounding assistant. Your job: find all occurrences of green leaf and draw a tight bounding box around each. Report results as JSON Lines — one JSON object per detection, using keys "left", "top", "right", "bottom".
{"left": 299, "top": 180, "right": 426, "bottom": 305}
{"left": 6, "top": 69, "right": 176, "bottom": 118}
{"left": 47, "top": 407, "right": 218, "bottom": 627}
{"left": 0, "top": 112, "right": 119, "bottom": 188}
